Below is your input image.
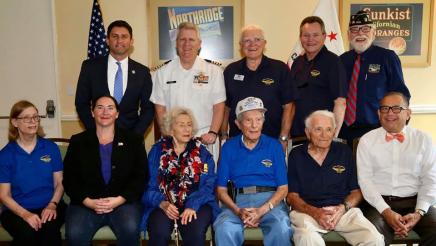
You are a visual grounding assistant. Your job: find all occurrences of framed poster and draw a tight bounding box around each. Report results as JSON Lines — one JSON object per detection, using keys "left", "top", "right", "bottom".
{"left": 339, "top": 0, "right": 434, "bottom": 67}
{"left": 148, "top": 0, "right": 242, "bottom": 67}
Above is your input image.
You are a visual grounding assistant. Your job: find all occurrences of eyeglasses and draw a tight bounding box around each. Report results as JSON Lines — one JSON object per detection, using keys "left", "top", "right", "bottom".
{"left": 241, "top": 37, "right": 264, "bottom": 45}
{"left": 349, "top": 25, "right": 372, "bottom": 34}
{"left": 379, "top": 106, "right": 407, "bottom": 114}
{"left": 16, "top": 115, "right": 41, "bottom": 123}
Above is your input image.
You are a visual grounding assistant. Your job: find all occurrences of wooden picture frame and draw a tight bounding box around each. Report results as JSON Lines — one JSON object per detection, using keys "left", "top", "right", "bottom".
{"left": 148, "top": 0, "right": 242, "bottom": 68}
{"left": 339, "top": 0, "right": 434, "bottom": 67}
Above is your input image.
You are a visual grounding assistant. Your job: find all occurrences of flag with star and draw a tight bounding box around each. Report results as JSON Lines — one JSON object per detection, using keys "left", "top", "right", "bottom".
{"left": 287, "top": 0, "right": 344, "bottom": 67}
{"left": 87, "top": 0, "right": 109, "bottom": 59}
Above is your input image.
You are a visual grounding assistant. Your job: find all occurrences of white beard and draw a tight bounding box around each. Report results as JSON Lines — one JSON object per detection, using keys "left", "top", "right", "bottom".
{"left": 350, "top": 35, "right": 374, "bottom": 53}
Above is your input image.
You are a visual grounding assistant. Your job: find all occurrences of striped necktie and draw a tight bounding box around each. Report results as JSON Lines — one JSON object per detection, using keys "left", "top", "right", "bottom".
{"left": 113, "top": 61, "right": 123, "bottom": 104}
{"left": 344, "top": 54, "right": 361, "bottom": 126}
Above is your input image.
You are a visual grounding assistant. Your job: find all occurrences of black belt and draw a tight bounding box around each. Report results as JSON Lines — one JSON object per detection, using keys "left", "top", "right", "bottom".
{"left": 237, "top": 186, "right": 276, "bottom": 194}
{"left": 382, "top": 195, "right": 417, "bottom": 202}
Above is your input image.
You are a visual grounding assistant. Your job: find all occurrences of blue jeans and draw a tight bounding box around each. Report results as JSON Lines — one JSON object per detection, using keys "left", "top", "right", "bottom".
{"left": 213, "top": 192, "right": 293, "bottom": 246}
{"left": 65, "top": 202, "right": 143, "bottom": 246}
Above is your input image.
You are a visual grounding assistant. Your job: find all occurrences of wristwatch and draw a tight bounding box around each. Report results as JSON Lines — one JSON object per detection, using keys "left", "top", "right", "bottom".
{"left": 279, "top": 135, "right": 289, "bottom": 141}
{"left": 268, "top": 202, "right": 274, "bottom": 211}
{"left": 343, "top": 201, "right": 351, "bottom": 212}
{"left": 415, "top": 209, "right": 425, "bottom": 217}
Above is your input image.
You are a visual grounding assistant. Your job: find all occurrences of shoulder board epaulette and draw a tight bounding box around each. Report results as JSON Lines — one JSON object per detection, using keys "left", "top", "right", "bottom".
{"left": 151, "top": 60, "right": 171, "bottom": 72}
{"left": 205, "top": 59, "right": 222, "bottom": 67}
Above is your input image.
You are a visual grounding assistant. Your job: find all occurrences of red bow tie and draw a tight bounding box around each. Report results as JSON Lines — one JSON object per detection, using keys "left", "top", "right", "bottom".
{"left": 385, "top": 132, "right": 405, "bottom": 143}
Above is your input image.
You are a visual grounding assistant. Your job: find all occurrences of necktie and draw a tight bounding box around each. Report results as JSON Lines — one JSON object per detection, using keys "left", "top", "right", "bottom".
{"left": 385, "top": 132, "right": 405, "bottom": 143}
{"left": 344, "top": 54, "right": 361, "bottom": 126}
{"left": 114, "top": 62, "right": 123, "bottom": 104}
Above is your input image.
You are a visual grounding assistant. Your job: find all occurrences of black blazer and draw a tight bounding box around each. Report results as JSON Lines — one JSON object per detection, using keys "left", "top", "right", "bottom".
{"left": 75, "top": 55, "right": 154, "bottom": 135}
{"left": 63, "top": 128, "right": 148, "bottom": 205}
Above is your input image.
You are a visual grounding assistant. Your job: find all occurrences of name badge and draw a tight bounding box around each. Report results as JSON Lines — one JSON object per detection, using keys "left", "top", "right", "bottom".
{"left": 166, "top": 81, "right": 176, "bottom": 84}
{"left": 234, "top": 74, "right": 244, "bottom": 81}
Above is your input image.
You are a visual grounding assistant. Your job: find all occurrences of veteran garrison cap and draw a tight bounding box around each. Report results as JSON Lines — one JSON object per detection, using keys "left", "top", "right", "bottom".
{"left": 349, "top": 10, "right": 373, "bottom": 27}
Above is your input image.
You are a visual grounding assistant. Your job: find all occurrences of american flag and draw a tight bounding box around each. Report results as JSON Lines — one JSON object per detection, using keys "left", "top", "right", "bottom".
{"left": 87, "top": 0, "right": 109, "bottom": 59}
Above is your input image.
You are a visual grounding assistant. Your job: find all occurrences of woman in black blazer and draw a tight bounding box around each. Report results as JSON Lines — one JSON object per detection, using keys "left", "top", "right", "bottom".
{"left": 63, "top": 95, "right": 148, "bottom": 246}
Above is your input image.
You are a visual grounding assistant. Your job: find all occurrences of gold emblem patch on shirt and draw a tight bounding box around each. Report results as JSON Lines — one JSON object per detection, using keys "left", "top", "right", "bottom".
{"left": 40, "top": 155, "right": 51, "bottom": 163}
{"left": 194, "top": 72, "right": 209, "bottom": 84}
{"left": 332, "top": 165, "right": 346, "bottom": 174}
{"left": 203, "top": 163, "right": 208, "bottom": 173}
{"left": 368, "top": 64, "right": 381, "bottom": 73}
{"left": 261, "top": 159, "right": 273, "bottom": 167}
{"left": 310, "top": 69, "right": 320, "bottom": 77}
{"left": 261, "top": 78, "right": 274, "bottom": 85}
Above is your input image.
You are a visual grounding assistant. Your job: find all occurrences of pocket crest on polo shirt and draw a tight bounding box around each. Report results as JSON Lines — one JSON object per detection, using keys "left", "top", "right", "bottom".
{"left": 261, "top": 159, "right": 273, "bottom": 168}
{"left": 310, "top": 69, "right": 320, "bottom": 77}
{"left": 332, "top": 165, "right": 345, "bottom": 174}
{"left": 368, "top": 64, "right": 381, "bottom": 73}
{"left": 261, "top": 78, "right": 274, "bottom": 85}
{"left": 40, "top": 155, "right": 51, "bottom": 163}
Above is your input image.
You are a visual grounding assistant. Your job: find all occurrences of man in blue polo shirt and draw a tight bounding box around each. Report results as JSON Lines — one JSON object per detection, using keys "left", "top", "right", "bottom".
{"left": 290, "top": 16, "right": 347, "bottom": 138}
{"left": 339, "top": 10, "right": 410, "bottom": 146}
{"left": 287, "top": 110, "right": 383, "bottom": 245}
{"left": 221, "top": 24, "right": 297, "bottom": 150}
{"left": 214, "top": 97, "right": 292, "bottom": 246}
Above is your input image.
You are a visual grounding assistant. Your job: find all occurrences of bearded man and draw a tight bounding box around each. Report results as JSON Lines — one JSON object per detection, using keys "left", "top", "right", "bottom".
{"left": 338, "top": 10, "right": 410, "bottom": 146}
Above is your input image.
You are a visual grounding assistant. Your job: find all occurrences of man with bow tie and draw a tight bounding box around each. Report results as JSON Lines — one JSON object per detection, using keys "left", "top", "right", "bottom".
{"left": 357, "top": 92, "right": 436, "bottom": 246}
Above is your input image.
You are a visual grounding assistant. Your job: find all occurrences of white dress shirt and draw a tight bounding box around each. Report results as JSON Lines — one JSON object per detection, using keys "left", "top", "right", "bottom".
{"left": 107, "top": 55, "right": 128, "bottom": 97}
{"left": 357, "top": 126, "right": 436, "bottom": 213}
{"left": 150, "top": 56, "right": 226, "bottom": 135}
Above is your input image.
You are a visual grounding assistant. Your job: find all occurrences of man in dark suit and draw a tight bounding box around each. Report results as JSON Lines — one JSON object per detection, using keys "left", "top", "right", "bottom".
{"left": 75, "top": 20, "right": 154, "bottom": 136}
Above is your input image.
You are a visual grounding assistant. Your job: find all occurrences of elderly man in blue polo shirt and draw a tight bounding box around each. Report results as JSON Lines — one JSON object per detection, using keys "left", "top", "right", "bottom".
{"left": 287, "top": 110, "right": 383, "bottom": 245}
{"left": 214, "top": 97, "right": 292, "bottom": 246}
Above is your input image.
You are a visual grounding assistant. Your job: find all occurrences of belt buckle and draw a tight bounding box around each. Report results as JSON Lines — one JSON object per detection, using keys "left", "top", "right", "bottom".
{"left": 243, "top": 186, "right": 257, "bottom": 194}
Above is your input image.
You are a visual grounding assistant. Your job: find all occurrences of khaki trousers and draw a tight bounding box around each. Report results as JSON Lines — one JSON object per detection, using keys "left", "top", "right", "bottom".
{"left": 290, "top": 208, "right": 384, "bottom": 246}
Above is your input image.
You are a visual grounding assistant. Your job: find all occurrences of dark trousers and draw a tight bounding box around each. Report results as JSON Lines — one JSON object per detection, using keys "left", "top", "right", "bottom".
{"left": 147, "top": 205, "right": 212, "bottom": 246}
{"left": 65, "top": 202, "right": 143, "bottom": 246}
{"left": 363, "top": 198, "right": 436, "bottom": 246}
{"left": 339, "top": 123, "right": 379, "bottom": 148}
{"left": 0, "top": 201, "right": 66, "bottom": 246}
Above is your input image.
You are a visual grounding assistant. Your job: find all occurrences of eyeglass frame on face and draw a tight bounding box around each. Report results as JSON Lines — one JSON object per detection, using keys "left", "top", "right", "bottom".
{"left": 241, "top": 37, "right": 265, "bottom": 46}
{"left": 349, "top": 25, "right": 372, "bottom": 34}
{"left": 16, "top": 115, "right": 41, "bottom": 123}
{"left": 379, "top": 105, "right": 408, "bottom": 114}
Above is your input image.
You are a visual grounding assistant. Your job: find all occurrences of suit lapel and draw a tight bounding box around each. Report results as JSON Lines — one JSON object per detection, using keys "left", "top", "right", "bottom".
{"left": 101, "top": 56, "right": 110, "bottom": 95}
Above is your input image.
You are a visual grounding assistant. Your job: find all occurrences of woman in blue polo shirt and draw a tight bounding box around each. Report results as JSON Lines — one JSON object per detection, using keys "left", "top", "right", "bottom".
{"left": 0, "top": 100, "right": 65, "bottom": 246}
{"left": 141, "top": 107, "right": 219, "bottom": 246}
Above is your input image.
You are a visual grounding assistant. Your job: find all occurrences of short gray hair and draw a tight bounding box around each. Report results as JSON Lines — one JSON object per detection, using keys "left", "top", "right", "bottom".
{"left": 239, "top": 24, "right": 265, "bottom": 43}
{"left": 304, "top": 110, "right": 336, "bottom": 130}
{"left": 161, "top": 107, "right": 198, "bottom": 136}
{"left": 176, "top": 22, "right": 201, "bottom": 41}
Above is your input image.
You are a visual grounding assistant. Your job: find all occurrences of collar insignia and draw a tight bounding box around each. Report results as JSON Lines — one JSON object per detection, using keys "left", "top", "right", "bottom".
{"left": 332, "top": 165, "right": 346, "bottom": 174}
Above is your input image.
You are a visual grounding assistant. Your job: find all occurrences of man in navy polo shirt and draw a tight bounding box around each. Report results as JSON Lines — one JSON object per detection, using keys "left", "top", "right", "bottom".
{"left": 339, "top": 10, "right": 410, "bottom": 146}
{"left": 214, "top": 97, "right": 292, "bottom": 246}
{"left": 287, "top": 110, "right": 383, "bottom": 245}
{"left": 221, "top": 24, "right": 297, "bottom": 150}
{"left": 290, "top": 16, "right": 347, "bottom": 138}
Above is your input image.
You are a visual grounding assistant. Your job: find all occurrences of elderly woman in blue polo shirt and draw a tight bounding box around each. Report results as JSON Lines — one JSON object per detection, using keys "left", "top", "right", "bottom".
{"left": 0, "top": 100, "right": 65, "bottom": 246}
{"left": 141, "top": 107, "right": 219, "bottom": 246}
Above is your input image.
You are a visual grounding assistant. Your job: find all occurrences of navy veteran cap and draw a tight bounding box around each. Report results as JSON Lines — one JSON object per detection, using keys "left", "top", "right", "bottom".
{"left": 349, "top": 10, "right": 373, "bottom": 27}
